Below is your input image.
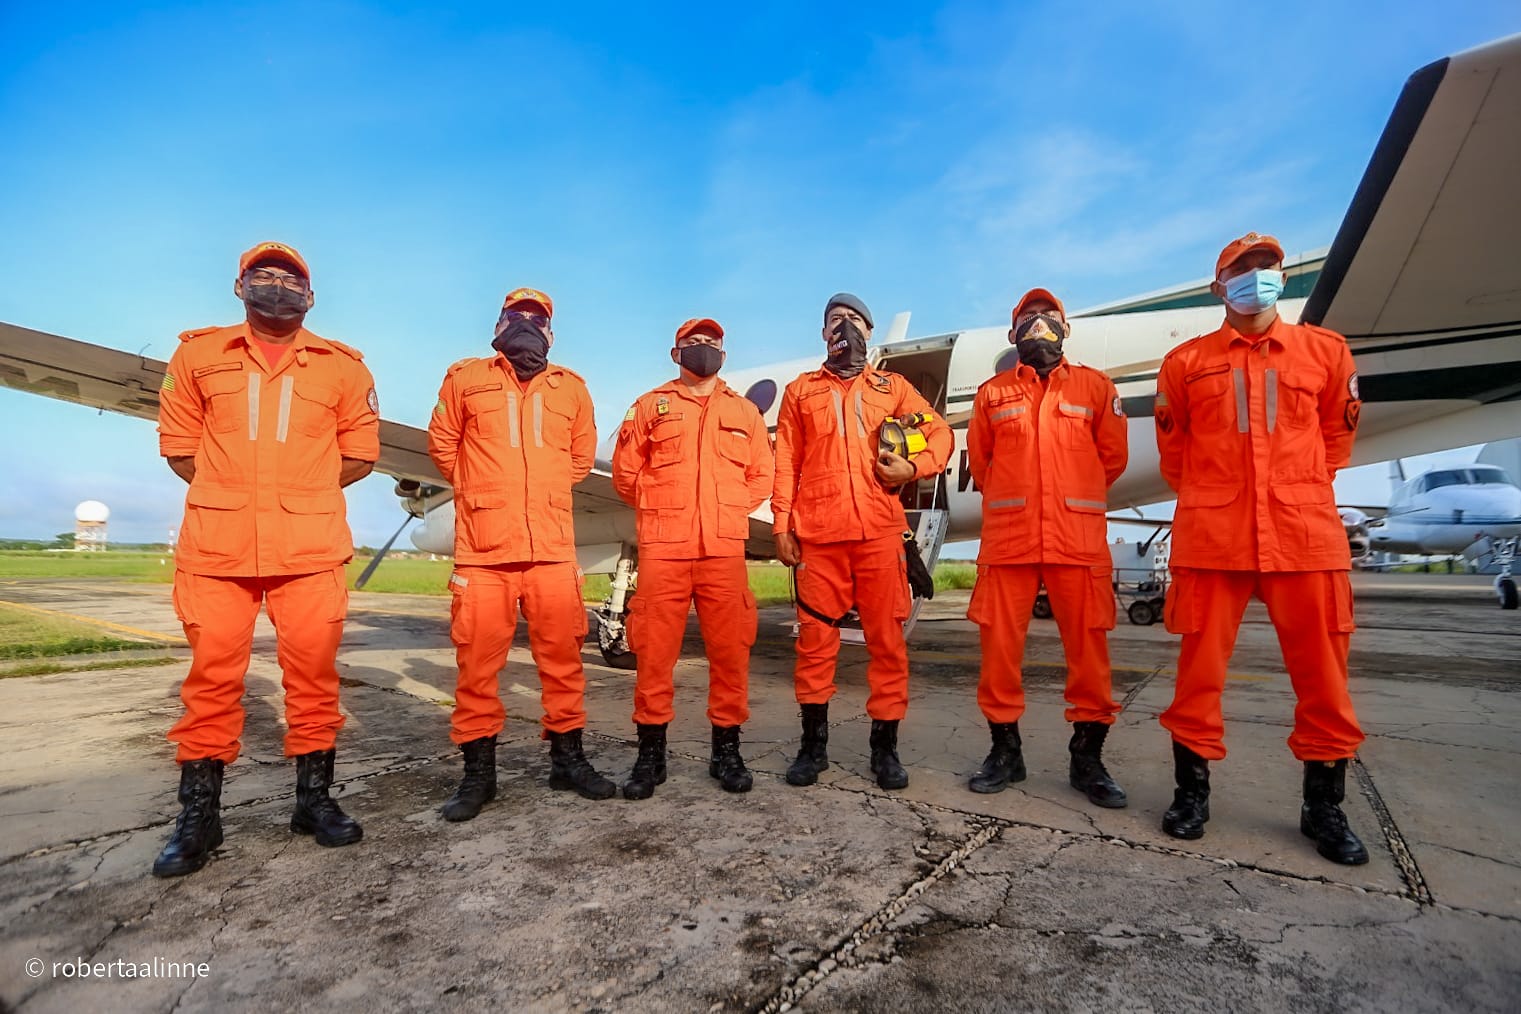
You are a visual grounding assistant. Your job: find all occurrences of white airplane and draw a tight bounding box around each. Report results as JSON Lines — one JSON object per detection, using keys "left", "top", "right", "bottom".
{"left": 3, "top": 34, "right": 1521, "bottom": 656}
{"left": 1341, "top": 441, "right": 1521, "bottom": 607}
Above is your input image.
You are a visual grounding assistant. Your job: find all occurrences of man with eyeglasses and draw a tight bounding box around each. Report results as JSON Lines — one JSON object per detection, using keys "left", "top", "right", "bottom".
{"left": 152, "top": 242, "right": 380, "bottom": 877}
{"left": 1154, "top": 233, "right": 1368, "bottom": 865}
{"left": 772, "top": 293, "right": 952, "bottom": 791}
{"left": 963, "top": 288, "right": 1129, "bottom": 806}
{"left": 427, "top": 287, "right": 616, "bottom": 819}
{"left": 611, "top": 318, "right": 774, "bottom": 799}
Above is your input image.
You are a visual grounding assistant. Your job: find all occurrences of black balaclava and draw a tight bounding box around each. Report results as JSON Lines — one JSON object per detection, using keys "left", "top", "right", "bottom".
{"left": 493, "top": 315, "right": 550, "bottom": 380}
{"left": 824, "top": 319, "right": 868, "bottom": 378}
{"left": 1014, "top": 312, "right": 1067, "bottom": 377}
{"left": 678, "top": 344, "right": 723, "bottom": 378}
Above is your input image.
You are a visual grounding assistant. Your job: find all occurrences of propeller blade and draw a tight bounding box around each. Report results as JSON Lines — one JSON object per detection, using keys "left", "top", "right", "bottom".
{"left": 355, "top": 514, "right": 414, "bottom": 590}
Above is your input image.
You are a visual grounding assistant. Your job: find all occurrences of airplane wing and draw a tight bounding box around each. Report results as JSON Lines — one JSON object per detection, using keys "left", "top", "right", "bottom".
{"left": 1302, "top": 35, "right": 1521, "bottom": 410}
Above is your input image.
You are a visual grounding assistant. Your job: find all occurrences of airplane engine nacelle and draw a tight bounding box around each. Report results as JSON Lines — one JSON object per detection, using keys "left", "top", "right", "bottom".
{"left": 410, "top": 499, "right": 456, "bottom": 555}
{"left": 1339, "top": 508, "right": 1372, "bottom": 562}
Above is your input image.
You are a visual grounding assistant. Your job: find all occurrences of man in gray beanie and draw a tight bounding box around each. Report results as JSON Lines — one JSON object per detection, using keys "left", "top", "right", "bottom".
{"left": 769, "top": 292, "right": 952, "bottom": 790}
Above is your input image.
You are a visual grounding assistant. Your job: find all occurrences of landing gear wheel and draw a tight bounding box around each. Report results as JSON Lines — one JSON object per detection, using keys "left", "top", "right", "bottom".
{"left": 597, "top": 595, "right": 637, "bottom": 669}
{"left": 1127, "top": 600, "right": 1157, "bottom": 626}
{"left": 1499, "top": 577, "right": 1519, "bottom": 611}
{"left": 1032, "top": 594, "right": 1053, "bottom": 620}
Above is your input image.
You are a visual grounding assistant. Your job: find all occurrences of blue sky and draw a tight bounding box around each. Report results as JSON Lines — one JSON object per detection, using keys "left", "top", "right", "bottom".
{"left": 1, "top": 2, "right": 1515, "bottom": 545}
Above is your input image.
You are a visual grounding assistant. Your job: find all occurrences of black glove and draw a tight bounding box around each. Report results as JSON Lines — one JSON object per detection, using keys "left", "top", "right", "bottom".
{"left": 903, "top": 532, "right": 935, "bottom": 601}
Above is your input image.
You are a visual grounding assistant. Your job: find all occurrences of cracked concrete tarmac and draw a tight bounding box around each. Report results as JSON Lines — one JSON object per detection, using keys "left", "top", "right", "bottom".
{"left": 1, "top": 571, "right": 1518, "bottom": 1012}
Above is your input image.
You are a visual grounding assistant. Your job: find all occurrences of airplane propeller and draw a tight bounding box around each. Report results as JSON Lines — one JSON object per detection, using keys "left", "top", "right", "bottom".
{"left": 355, "top": 514, "right": 416, "bottom": 590}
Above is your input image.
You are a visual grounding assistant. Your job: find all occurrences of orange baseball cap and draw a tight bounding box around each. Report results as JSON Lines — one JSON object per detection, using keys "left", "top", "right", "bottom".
{"left": 501, "top": 287, "right": 553, "bottom": 318}
{"left": 675, "top": 317, "right": 724, "bottom": 342}
{"left": 1012, "top": 287, "right": 1066, "bottom": 324}
{"left": 239, "top": 241, "right": 309, "bottom": 279}
{"left": 1215, "top": 232, "right": 1285, "bottom": 278}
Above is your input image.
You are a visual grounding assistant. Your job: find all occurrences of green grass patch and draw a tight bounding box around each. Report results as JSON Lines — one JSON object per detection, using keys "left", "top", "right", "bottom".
{"left": 0, "top": 602, "right": 149, "bottom": 658}
{"left": 0, "top": 550, "right": 175, "bottom": 582}
{"left": 934, "top": 561, "right": 978, "bottom": 592}
{"left": 0, "top": 655, "right": 180, "bottom": 678}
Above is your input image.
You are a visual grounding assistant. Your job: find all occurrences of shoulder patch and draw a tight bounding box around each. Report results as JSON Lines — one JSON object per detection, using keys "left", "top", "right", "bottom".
{"left": 177, "top": 325, "right": 222, "bottom": 344}
{"left": 446, "top": 357, "right": 481, "bottom": 376}
{"left": 623, "top": 406, "right": 637, "bottom": 422}
{"left": 552, "top": 364, "right": 587, "bottom": 384}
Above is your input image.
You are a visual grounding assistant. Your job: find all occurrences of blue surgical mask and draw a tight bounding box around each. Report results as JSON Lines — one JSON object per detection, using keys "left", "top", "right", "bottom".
{"left": 1223, "top": 269, "right": 1285, "bottom": 315}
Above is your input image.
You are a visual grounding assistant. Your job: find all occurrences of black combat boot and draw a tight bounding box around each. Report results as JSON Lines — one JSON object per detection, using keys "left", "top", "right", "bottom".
{"left": 709, "top": 725, "right": 753, "bottom": 794}
{"left": 548, "top": 728, "right": 617, "bottom": 800}
{"left": 442, "top": 735, "right": 497, "bottom": 822}
{"left": 152, "top": 759, "right": 225, "bottom": 878}
{"left": 1068, "top": 721, "right": 1128, "bottom": 808}
{"left": 968, "top": 722, "right": 1025, "bottom": 794}
{"left": 1301, "top": 760, "right": 1370, "bottom": 865}
{"left": 1161, "top": 740, "right": 1210, "bottom": 840}
{"left": 869, "top": 719, "right": 909, "bottom": 791}
{"left": 785, "top": 703, "right": 830, "bottom": 787}
{"left": 622, "top": 723, "right": 668, "bottom": 801}
{"left": 290, "top": 749, "right": 364, "bottom": 847}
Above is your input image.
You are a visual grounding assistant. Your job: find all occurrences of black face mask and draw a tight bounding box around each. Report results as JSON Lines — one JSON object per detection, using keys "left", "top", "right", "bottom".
{"left": 492, "top": 317, "right": 550, "bottom": 380}
{"left": 243, "top": 282, "right": 308, "bottom": 326}
{"left": 1014, "top": 313, "right": 1066, "bottom": 377}
{"left": 678, "top": 344, "right": 723, "bottom": 378}
{"left": 824, "top": 319, "right": 868, "bottom": 378}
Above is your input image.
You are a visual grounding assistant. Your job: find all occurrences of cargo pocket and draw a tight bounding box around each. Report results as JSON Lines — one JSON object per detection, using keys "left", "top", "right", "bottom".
{"left": 1163, "top": 567, "right": 1199, "bottom": 634}
{"left": 1329, "top": 571, "right": 1355, "bottom": 633}
{"left": 1090, "top": 566, "right": 1117, "bottom": 631}
{"left": 448, "top": 571, "right": 474, "bottom": 647}
{"left": 966, "top": 567, "right": 991, "bottom": 626}
{"left": 171, "top": 572, "right": 200, "bottom": 628}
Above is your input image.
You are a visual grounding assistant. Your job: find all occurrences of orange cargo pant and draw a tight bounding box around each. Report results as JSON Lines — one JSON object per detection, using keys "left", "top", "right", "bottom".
{"left": 168, "top": 567, "right": 349, "bottom": 764}
{"left": 626, "top": 556, "right": 756, "bottom": 727}
{"left": 449, "top": 561, "right": 590, "bottom": 743}
{"left": 967, "top": 563, "right": 1120, "bottom": 725}
{"left": 794, "top": 534, "right": 912, "bottom": 720}
{"left": 1160, "top": 567, "right": 1363, "bottom": 761}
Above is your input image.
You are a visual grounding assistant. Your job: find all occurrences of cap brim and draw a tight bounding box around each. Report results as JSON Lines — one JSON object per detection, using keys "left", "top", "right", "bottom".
{"left": 1012, "top": 287, "right": 1065, "bottom": 321}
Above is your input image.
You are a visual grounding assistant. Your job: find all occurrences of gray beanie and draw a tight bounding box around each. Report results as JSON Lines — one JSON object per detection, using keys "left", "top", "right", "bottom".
{"left": 825, "top": 292, "right": 873, "bottom": 329}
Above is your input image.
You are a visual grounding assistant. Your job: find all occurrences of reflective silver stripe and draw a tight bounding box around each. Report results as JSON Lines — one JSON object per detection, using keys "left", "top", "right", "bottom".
{"left": 532, "top": 392, "right": 543, "bottom": 447}
{"left": 1232, "top": 368, "right": 1248, "bottom": 432}
{"left": 246, "top": 373, "right": 261, "bottom": 440}
{"left": 1066, "top": 497, "right": 1106, "bottom": 510}
{"left": 507, "top": 391, "right": 521, "bottom": 447}
{"left": 991, "top": 405, "right": 1027, "bottom": 421}
{"left": 1264, "top": 368, "right": 1278, "bottom": 433}
{"left": 832, "top": 389, "right": 846, "bottom": 436}
{"left": 275, "top": 376, "right": 294, "bottom": 443}
{"left": 1059, "top": 402, "right": 1093, "bottom": 417}
{"left": 853, "top": 389, "right": 867, "bottom": 437}
{"left": 988, "top": 497, "right": 1026, "bottom": 508}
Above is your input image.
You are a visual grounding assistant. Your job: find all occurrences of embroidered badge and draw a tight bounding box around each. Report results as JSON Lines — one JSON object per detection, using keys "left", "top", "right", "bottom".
{"left": 160, "top": 374, "right": 175, "bottom": 392}
{"left": 656, "top": 396, "right": 670, "bottom": 416}
{"left": 624, "top": 406, "right": 637, "bottom": 422}
{"left": 367, "top": 388, "right": 379, "bottom": 414}
{"left": 1348, "top": 373, "right": 1360, "bottom": 400}
{"left": 1113, "top": 396, "right": 1125, "bottom": 417}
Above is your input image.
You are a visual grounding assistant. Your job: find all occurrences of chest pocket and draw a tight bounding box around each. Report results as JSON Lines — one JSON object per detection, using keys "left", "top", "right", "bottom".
{"left": 714, "top": 406, "right": 754, "bottom": 475}
{"left": 987, "top": 395, "right": 1029, "bottom": 433}
{"left": 1184, "top": 363, "right": 1234, "bottom": 433}
{"left": 1272, "top": 367, "right": 1325, "bottom": 431}
{"left": 291, "top": 381, "right": 339, "bottom": 439}
{"left": 196, "top": 365, "right": 247, "bottom": 435}
{"left": 534, "top": 393, "right": 575, "bottom": 451}
{"left": 463, "top": 385, "right": 509, "bottom": 439}
{"left": 648, "top": 417, "right": 685, "bottom": 468}
{"left": 800, "top": 389, "right": 842, "bottom": 437}
{"left": 1056, "top": 400, "right": 1095, "bottom": 449}
{"left": 857, "top": 387, "right": 897, "bottom": 439}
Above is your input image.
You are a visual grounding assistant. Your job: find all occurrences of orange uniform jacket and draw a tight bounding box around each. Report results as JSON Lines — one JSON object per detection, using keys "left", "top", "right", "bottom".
{"left": 968, "top": 360, "right": 1128, "bottom": 566}
{"left": 612, "top": 380, "right": 774, "bottom": 560}
{"left": 772, "top": 366, "right": 952, "bottom": 543}
{"left": 428, "top": 356, "right": 596, "bottom": 564}
{"left": 157, "top": 324, "right": 380, "bottom": 577}
{"left": 1156, "top": 317, "right": 1359, "bottom": 572}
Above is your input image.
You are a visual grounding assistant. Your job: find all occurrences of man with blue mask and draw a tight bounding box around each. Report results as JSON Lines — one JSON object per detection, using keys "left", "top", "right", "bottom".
{"left": 1153, "top": 233, "right": 1368, "bottom": 866}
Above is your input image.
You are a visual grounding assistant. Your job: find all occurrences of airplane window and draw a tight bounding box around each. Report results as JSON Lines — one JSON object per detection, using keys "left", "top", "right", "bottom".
{"left": 744, "top": 379, "right": 777, "bottom": 415}
{"left": 994, "top": 348, "right": 1021, "bottom": 374}
{"left": 1424, "top": 470, "right": 1465, "bottom": 489}
{"left": 1469, "top": 467, "right": 1508, "bottom": 485}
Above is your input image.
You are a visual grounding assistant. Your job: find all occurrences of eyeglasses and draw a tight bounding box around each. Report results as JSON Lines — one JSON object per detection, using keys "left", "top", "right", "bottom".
{"left": 676, "top": 335, "right": 723, "bottom": 348}
{"left": 501, "top": 309, "right": 550, "bottom": 329}
{"left": 245, "top": 268, "right": 309, "bottom": 292}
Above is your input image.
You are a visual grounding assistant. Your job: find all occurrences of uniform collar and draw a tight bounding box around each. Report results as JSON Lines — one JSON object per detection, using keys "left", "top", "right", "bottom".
{"left": 1221, "top": 314, "right": 1288, "bottom": 349}
{"left": 1011, "top": 357, "right": 1069, "bottom": 383}
{"left": 492, "top": 354, "right": 565, "bottom": 389}
{"left": 223, "top": 323, "right": 321, "bottom": 354}
{"left": 809, "top": 362, "right": 882, "bottom": 386}
{"left": 655, "top": 377, "right": 732, "bottom": 401}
